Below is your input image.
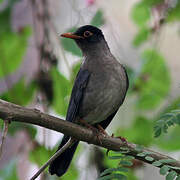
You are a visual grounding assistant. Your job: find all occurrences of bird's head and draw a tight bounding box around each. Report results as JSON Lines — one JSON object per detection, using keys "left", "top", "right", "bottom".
{"left": 61, "top": 25, "right": 108, "bottom": 55}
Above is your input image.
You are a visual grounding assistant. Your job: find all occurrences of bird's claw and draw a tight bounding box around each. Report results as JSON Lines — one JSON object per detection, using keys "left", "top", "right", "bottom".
{"left": 97, "top": 124, "right": 108, "bottom": 136}
{"left": 79, "top": 119, "right": 103, "bottom": 144}
{"left": 116, "top": 136, "right": 127, "bottom": 144}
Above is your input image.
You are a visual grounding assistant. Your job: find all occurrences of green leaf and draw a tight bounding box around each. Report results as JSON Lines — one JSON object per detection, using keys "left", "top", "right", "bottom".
{"left": 172, "top": 110, "right": 180, "bottom": 113}
{"left": 98, "top": 174, "right": 113, "bottom": 180}
{"left": 116, "top": 147, "right": 130, "bottom": 154}
{"left": 154, "top": 108, "right": 180, "bottom": 138}
{"left": 159, "top": 159, "right": 177, "bottom": 164}
{"left": 125, "top": 155, "right": 135, "bottom": 160}
{"left": 112, "top": 174, "right": 127, "bottom": 180}
{"left": 116, "top": 167, "right": 129, "bottom": 172}
{"left": 109, "top": 155, "right": 124, "bottom": 160}
{"left": 167, "top": 166, "right": 180, "bottom": 170}
{"left": 100, "top": 167, "right": 128, "bottom": 176}
{"left": 154, "top": 119, "right": 167, "bottom": 137}
{"left": 160, "top": 165, "right": 170, "bottom": 175}
{"left": 166, "top": 171, "right": 177, "bottom": 180}
{"left": 0, "top": 27, "right": 31, "bottom": 77}
{"left": 145, "top": 156, "right": 154, "bottom": 161}
{"left": 119, "top": 160, "right": 133, "bottom": 166}
{"left": 143, "top": 151, "right": 154, "bottom": 155}
{"left": 98, "top": 174, "right": 127, "bottom": 180}
{"left": 154, "top": 98, "right": 180, "bottom": 137}
{"left": 100, "top": 168, "right": 117, "bottom": 176}
{"left": 104, "top": 151, "right": 121, "bottom": 168}
{"left": 154, "top": 126, "right": 162, "bottom": 138}
{"left": 61, "top": 27, "right": 81, "bottom": 57}
{"left": 133, "top": 27, "right": 151, "bottom": 47}
{"left": 51, "top": 67, "right": 71, "bottom": 116}
{"left": 161, "top": 97, "right": 180, "bottom": 114}
{"left": 137, "top": 152, "right": 146, "bottom": 157}
{"left": 152, "top": 161, "right": 162, "bottom": 167}
{"left": 136, "top": 49, "right": 171, "bottom": 109}
{"left": 90, "top": 9, "right": 104, "bottom": 27}
{"left": 137, "top": 151, "right": 154, "bottom": 157}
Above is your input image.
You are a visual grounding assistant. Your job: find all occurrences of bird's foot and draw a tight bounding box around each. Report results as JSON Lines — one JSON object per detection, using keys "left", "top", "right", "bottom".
{"left": 116, "top": 136, "right": 127, "bottom": 144}
{"left": 79, "top": 119, "right": 103, "bottom": 144}
{"left": 96, "top": 124, "right": 108, "bottom": 136}
{"left": 79, "top": 119, "right": 98, "bottom": 132}
{"left": 111, "top": 133, "right": 127, "bottom": 144}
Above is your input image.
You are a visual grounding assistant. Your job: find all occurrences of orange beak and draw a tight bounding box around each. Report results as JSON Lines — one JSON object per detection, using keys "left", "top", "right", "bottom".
{"left": 60, "top": 33, "right": 83, "bottom": 39}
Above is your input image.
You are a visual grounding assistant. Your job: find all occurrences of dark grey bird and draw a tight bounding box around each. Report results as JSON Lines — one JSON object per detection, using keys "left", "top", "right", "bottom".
{"left": 49, "top": 25, "right": 129, "bottom": 177}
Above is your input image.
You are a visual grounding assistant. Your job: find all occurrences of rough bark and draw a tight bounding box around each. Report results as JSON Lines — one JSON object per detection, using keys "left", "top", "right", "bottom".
{"left": 0, "top": 99, "right": 180, "bottom": 174}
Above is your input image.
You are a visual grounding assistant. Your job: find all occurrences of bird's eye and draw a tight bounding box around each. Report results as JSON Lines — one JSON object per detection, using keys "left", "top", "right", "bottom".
{"left": 83, "top": 31, "right": 93, "bottom": 37}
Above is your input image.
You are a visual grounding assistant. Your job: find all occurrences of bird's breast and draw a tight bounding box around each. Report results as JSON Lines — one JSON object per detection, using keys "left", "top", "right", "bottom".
{"left": 79, "top": 62, "right": 127, "bottom": 124}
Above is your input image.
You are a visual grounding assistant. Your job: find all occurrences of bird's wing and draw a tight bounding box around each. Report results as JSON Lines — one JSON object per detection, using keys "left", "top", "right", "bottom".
{"left": 66, "top": 68, "right": 90, "bottom": 123}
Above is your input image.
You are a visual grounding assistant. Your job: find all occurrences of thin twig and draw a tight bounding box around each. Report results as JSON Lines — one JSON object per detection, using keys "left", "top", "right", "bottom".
{"left": 0, "top": 120, "right": 9, "bottom": 159}
{"left": 30, "top": 138, "right": 76, "bottom": 180}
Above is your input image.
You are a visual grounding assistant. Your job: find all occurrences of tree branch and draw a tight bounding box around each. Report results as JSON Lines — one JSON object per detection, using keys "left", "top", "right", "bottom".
{"left": 0, "top": 99, "right": 180, "bottom": 174}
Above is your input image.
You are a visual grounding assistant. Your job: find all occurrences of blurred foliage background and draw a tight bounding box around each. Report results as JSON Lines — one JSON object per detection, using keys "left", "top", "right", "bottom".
{"left": 0, "top": 0, "right": 180, "bottom": 179}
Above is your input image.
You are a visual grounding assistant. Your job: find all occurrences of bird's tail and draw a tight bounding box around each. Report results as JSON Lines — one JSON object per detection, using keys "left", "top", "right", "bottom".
{"left": 49, "top": 135, "right": 79, "bottom": 177}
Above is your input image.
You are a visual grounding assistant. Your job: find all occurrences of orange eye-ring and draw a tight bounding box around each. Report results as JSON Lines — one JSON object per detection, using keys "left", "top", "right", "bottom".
{"left": 83, "top": 31, "right": 93, "bottom": 37}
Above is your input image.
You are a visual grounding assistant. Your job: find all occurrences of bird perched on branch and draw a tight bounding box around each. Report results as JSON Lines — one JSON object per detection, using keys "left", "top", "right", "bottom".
{"left": 49, "top": 25, "right": 129, "bottom": 177}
